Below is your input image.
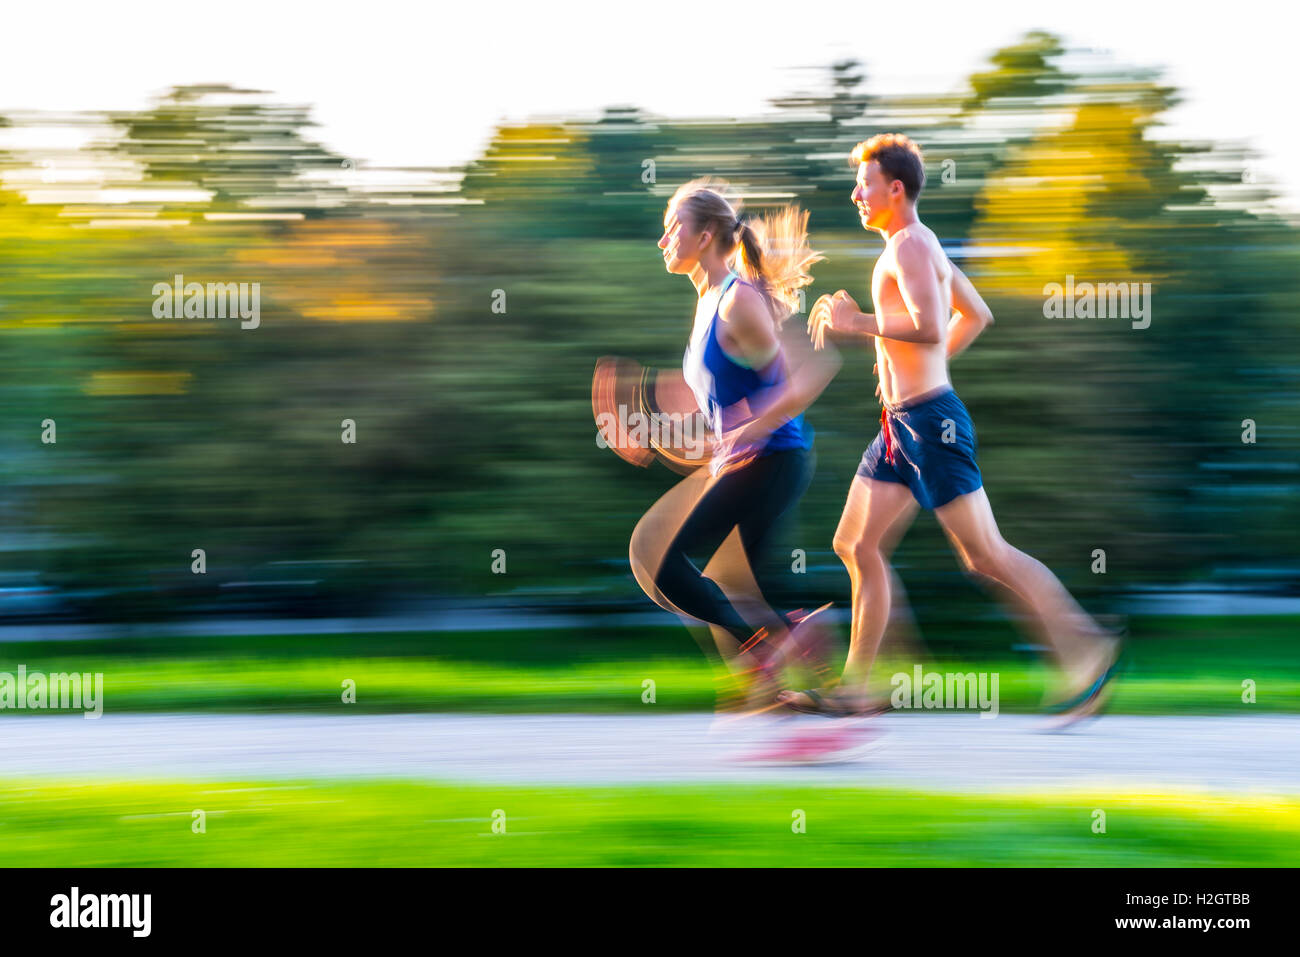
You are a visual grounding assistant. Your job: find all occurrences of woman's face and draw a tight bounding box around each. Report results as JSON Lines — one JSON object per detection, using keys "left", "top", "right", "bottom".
{"left": 658, "top": 203, "right": 709, "bottom": 275}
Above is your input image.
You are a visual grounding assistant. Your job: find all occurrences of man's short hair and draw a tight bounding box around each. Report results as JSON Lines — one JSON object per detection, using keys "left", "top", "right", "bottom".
{"left": 851, "top": 134, "right": 925, "bottom": 202}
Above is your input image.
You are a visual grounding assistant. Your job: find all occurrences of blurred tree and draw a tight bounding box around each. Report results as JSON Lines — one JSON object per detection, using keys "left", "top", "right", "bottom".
{"left": 962, "top": 30, "right": 1071, "bottom": 113}
{"left": 0, "top": 42, "right": 1295, "bottom": 622}
{"left": 108, "top": 84, "right": 348, "bottom": 215}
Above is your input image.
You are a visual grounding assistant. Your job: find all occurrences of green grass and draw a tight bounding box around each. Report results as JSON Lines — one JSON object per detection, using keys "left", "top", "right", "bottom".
{"left": 0, "top": 615, "right": 1294, "bottom": 714}
{"left": 4, "top": 778, "right": 1296, "bottom": 866}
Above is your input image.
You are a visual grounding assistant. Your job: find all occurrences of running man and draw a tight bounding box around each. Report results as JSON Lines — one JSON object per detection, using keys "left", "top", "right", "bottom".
{"left": 780, "top": 134, "right": 1121, "bottom": 722}
{"left": 625, "top": 178, "right": 837, "bottom": 714}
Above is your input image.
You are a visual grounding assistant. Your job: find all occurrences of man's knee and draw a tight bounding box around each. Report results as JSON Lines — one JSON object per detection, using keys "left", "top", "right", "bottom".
{"left": 960, "top": 538, "right": 1011, "bottom": 581}
{"left": 831, "top": 524, "right": 860, "bottom": 563}
{"left": 831, "top": 529, "right": 854, "bottom": 564}
{"left": 834, "top": 531, "right": 884, "bottom": 570}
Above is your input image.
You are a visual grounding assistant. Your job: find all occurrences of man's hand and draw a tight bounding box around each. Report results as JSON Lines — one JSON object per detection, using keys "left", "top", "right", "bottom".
{"left": 807, "top": 290, "right": 864, "bottom": 350}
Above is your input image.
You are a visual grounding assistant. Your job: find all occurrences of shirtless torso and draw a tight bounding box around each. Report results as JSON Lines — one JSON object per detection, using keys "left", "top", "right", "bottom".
{"left": 870, "top": 222, "right": 952, "bottom": 406}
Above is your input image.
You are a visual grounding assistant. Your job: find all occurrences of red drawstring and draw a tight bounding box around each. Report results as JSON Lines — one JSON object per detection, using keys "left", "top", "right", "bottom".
{"left": 880, "top": 406, "right": 895, "bottom": 465}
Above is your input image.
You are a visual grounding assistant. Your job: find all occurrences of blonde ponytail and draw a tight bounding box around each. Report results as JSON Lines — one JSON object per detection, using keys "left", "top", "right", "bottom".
{"left": 734, "top": 205, "right": 822, "bottom": 325}
{"left": 669, "top": 178, "right": 822, "bottom": 326}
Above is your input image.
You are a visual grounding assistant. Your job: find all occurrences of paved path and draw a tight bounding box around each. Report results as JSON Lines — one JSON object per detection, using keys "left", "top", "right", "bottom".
{"left": 2, "top": 713, "right": 1296, "bottom": 794}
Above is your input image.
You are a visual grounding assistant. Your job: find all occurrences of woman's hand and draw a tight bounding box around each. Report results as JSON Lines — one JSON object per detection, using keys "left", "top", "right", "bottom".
{"left": 711, "top": 418, "right": 768, "bottom": 469}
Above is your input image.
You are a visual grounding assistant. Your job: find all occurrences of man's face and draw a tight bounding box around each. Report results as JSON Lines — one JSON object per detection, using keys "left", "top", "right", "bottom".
{"left": 850, "top": 160, "right": 893, "bottom": 231}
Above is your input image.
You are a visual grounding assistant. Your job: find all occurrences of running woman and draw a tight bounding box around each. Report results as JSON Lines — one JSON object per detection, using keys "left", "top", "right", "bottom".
{"left": 783, "top": 134, "right": 1121, "bottom": 723}
{"left": 627, "top": 178, "right": 835, "bottom": 713}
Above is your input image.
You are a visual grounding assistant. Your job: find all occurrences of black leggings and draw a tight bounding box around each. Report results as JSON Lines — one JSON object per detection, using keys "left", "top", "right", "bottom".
{"left": 652, "top": 446, "right": 814, "bottom": 645}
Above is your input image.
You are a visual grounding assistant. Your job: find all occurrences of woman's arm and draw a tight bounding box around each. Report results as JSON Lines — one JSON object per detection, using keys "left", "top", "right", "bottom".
{"left": 718, "top": 283, "right": 840, "bottom": 445}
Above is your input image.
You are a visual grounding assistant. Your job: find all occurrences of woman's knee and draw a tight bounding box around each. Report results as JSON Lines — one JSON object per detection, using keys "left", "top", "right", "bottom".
{"left": 648, "top": 548, "right": 679, "bottom": 593}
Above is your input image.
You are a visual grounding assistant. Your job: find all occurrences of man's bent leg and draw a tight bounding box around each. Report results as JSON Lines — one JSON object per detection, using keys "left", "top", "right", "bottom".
{"left": 837, "top": 476, "right": 919, "bottom": 690}
{"left": 777, "top": 475, "right": 916, "bottom": 712}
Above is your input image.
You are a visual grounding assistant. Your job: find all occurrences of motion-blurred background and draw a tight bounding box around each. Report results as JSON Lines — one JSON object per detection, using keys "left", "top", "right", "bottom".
{"left": 0, "top": 12, "right": 1297, "bottom": 867}
{"left": 0, "top": 32, "right": 1295, "bottom": 630}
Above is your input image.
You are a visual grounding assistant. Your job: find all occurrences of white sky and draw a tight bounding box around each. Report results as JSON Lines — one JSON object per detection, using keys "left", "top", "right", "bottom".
{"left": 3, "top": 0, "right": 1295, "bottom": 213}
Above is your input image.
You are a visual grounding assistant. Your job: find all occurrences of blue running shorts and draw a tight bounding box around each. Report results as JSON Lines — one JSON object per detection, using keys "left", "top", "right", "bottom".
{"left": 856, "top": 386, "right": 982, "bottom": 510}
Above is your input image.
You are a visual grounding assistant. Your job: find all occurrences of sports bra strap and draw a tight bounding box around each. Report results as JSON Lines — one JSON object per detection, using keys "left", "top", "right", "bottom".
{"left": 715, "top": 272, "right": 748, "bottom": 322}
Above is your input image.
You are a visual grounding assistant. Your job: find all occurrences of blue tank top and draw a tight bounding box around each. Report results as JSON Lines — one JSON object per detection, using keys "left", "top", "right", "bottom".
{"left": 682, "top": 272, "right": 812, "bottom": 460}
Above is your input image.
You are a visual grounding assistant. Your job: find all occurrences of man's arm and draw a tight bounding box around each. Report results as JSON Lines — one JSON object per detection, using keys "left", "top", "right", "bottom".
{"left": 945, "top": 261, "right": 994, "bottom": 359}
{"left": 813, "top": 237, "right": 945, "bottom": 347}
{"left": 870, "top": 236, "right": 946, "bottom": 344}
